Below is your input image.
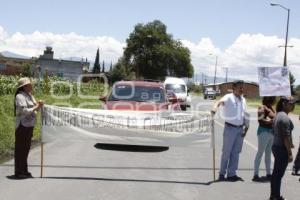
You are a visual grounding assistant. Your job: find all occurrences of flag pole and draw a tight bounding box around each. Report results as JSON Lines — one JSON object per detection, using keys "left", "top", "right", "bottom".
{"left": 211, "top": 113, "right": 216, "bottom": 181}
{"left": 40, "top": 142, "right": 44, "bottom": 178}
{"left": 40, "top": 107, "right": 44, "bottom": 178}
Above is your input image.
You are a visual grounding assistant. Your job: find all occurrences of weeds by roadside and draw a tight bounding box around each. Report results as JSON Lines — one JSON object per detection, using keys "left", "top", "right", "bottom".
{"left": 0, "top": 75, "right": 107, "bottom": 163}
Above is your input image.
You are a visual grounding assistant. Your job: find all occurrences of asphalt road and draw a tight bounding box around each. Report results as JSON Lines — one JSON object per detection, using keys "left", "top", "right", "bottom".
{"left": 0, "top": 96, "right": 299, "bottom": 200}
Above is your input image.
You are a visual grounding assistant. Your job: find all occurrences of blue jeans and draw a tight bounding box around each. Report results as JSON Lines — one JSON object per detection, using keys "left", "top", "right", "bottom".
{"left": 270, "top": 145, "right": 289, "bottom": 198}
{"left": 220, "top": 124, "right": 244, "bottom": 177}
{"left": 254, "top": 127, "right": 274, "bottom": 176}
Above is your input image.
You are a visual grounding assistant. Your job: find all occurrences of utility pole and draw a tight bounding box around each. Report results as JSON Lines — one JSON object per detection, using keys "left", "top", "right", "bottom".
{"left": 223, "top": 67, "right": 229, "bottom": 83}
{"left": 283, "top": 8, "right": 290, "bottom": 67}
{"left": 271, "top": 3, "right": 294, "bottom": 94}
{"left": 271, "top": 3, "right": 290, "bottom": 67}
{"left": 209, "top": 53, "right": 218, "bottom": 90}
{"left": 213, "top": 56, "right": 218, "bottom": 85}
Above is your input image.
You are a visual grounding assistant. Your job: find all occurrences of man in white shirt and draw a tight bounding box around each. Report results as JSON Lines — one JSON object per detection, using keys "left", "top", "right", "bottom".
{"left": 211, "top": 80, "right": 248, "bottom": 181}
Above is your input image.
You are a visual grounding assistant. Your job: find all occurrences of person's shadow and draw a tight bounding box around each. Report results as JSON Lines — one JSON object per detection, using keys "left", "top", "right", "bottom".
{"left": 6, "top": 175, "right": 34, "bottom": 180}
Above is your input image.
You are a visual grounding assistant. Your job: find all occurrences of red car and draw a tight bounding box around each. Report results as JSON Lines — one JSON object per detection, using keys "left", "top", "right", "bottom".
{"left": 99, "top": 80, "right": 181, "bottom": 111}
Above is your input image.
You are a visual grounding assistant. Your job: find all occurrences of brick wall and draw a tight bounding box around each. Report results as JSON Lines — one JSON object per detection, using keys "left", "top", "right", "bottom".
{"left": 217, "top": 82, "right": 259, "bottom": 98}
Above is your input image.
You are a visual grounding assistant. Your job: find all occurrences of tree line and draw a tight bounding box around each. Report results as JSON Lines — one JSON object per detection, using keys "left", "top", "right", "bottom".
{"left": 93, "top": 20, "right": 194, "bottom": 83}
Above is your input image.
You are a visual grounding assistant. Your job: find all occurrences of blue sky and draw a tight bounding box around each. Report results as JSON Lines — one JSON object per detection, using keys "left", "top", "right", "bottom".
{"left": 0, "top": 0, "right": 300, "bottom": 83}
{"left": 1, "top": 0, "right": 299, "bottom": 48}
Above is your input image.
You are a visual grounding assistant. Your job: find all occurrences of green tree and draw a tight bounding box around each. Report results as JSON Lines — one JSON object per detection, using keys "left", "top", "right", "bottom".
{"left": 109, "top": 61, "right": 113, "bottom": 73}
{"left": 21, "top": 63, "right": 32, "bottom": 77}
{"left": 295, "top": 84, "right": 300, "bottom": 99}
{"left": 187, "top": 82, "right": 202, "bottom": 94}
{"left": 43, "top": 68, "right": 50, "bottom": 95}
{"left": 102, "top": 60, "right": 105, "bottom": 73}
{"left": 121, "top": 20, "right": 194, "bottom": 80}
{"left": 110, "top": 58, "right": 133, "bottom": 83}
{"left": 290, "top": 72, "right": 296, "bottom": 95}
{"left": 93, "top": 48, "right": 101, "bottom": 73}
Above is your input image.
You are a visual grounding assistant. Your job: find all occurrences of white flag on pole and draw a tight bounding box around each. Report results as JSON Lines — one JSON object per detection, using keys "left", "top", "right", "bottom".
{"left": 258, "top": 66, "right": 291, "bottom": 97}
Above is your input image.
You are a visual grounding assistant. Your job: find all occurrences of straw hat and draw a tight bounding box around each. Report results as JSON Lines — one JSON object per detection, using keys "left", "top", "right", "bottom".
{"left": 17, "top": 77, "right": 32, "bottom": 88}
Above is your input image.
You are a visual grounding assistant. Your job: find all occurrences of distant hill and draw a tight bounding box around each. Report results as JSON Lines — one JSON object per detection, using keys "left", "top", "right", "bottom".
{"left": 188, "top": 73, "right": 235, "bottom": 85}
{"left": 0, "top": 51, "right": 29, "bottom": 59}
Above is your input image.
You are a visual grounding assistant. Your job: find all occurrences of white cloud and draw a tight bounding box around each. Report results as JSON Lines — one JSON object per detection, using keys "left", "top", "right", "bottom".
{"left": 0, "top": 26, "right": 299, "bottom": 84}
{"left": 0, "top": 27, "right": 125, "bottom": 64}
{"left": 182, "top": 34, "right": 300, "bottom": 84}
{"left": 0, "top": 26, "right": 8, "bottom": 42}
{"left": 181, "top": 38, "right": 222, "bottom": 76}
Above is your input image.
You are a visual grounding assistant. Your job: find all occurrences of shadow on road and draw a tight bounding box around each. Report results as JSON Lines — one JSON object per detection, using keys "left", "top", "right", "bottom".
{"left": 43, "top": 176, "right": 214, "bottom": 185}
{"left": 6, "top": 175, "right": 35, "bottom": 180}
{"left": 4, "top": 173, "right": 237, "bottom": 185}
{"left": 1, "top": 164, "right": 285, "bottom": 172}
{"left": 94, "top": 143, "right": 169, "bottom": 152}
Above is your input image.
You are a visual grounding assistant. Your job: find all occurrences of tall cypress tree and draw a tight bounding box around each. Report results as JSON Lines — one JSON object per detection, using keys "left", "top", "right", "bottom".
{"left": 109, "top": 61, "right": 113, "bottom": 72}
{"left": 93, "top": 48, "right": 101, "bottom": 73}
{"left": 102, "top": 60, "right": 105, "bottom": 73}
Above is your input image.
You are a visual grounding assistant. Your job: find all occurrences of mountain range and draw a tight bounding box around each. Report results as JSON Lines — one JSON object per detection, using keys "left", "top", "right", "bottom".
{"left": 0, "top": 51, "right": 30, "bottom": 59}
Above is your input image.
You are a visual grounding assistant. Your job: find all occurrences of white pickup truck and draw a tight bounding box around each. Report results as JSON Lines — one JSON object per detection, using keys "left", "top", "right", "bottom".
{"left": 164, "top": 77, "right": 191, "bottom": 111}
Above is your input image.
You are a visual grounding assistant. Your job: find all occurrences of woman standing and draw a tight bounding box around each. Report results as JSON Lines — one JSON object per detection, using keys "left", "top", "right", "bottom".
{"left": 269, "top": 96, "right": 295, "bottom": 200}
{"left": 253, "top": 96, "right": 276, "bottom": 182}
{"left": 292, "top": 115, "right": 300, "bottom": 176}
{"left": 14, "top": 77, "right": 43, "bottom": 179}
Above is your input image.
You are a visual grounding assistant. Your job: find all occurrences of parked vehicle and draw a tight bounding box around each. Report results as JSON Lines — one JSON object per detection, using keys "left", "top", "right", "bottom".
{"left": 99, "top": 80, "right": 181, "bottom": 111}
{"left": 163, "top": 77, "right": 191, "bottom": 111}
{"left": 203, "top": 87, "right": 216, "bottom": 99}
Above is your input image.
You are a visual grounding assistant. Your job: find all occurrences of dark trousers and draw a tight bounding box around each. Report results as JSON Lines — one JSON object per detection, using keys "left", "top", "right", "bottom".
{"left": 270, "top": 145, "right": 289, "bottom": 198}
{"left": 294, "top": 141, "right": 300, "bottom": 170}
{"left": 14, "top": 123, "right": 33, "bottom": 175}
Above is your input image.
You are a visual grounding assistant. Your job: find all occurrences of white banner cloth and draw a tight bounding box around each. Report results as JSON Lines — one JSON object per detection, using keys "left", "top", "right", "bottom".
{"left": 258, "top": 66, "right": 291, "bottom": 96}
{"left": 42, "top": 105, "right": 212, "bottom": 147}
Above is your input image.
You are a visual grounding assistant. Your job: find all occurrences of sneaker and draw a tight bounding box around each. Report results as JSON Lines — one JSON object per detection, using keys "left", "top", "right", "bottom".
{"left": 218, "top": 174, "right": 226, "bottom": 181}
{"left": 227, "top": 175, "right": 244, "bottom": 182}
{"left": 252, "top": 175, "right": 261, "bottom": 182}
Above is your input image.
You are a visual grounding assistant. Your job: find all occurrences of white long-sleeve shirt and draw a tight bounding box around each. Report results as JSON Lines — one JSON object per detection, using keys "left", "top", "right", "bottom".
{"left": 15, "top": 91, "right": 37, "bottom": 128}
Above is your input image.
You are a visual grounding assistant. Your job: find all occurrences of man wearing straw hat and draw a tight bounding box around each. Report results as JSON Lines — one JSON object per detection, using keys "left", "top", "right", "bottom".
{"left": 14, "top": 77, "right": 43, "bottom": 179}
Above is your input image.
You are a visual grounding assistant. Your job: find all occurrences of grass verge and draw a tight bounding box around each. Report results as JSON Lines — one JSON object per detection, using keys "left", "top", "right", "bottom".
{"left": 0, "top": 94, "right": 101, "bottom": 164}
